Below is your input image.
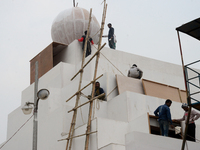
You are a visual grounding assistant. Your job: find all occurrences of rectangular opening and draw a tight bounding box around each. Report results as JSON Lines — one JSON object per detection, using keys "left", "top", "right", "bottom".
{"left": 148, "top": 114, "right": 182, "bottom": 139}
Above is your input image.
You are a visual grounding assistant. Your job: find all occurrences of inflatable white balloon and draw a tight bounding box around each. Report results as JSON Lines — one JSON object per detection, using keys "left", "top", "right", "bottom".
{"left": 51, "top": 7, "right": 100, "bottom": 45}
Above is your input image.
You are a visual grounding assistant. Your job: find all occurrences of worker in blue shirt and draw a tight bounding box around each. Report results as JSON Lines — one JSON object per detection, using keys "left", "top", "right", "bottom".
{"left": 154, "top": 99, "right": 174, "bottom": 136}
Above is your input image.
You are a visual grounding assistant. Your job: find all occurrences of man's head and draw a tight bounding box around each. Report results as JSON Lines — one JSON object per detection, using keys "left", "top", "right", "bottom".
{"left": 132, "top": 64, "right": 137, "bottom": 67}
{"left": 95, "top": 82, "right": 100, "bottom": 89}
{"left": 84, "top": 30, "right": 87, "bottom": 35}
{"left": 165, "top": 99, "right": 172, "bottom": 107}
{"left": 182, "top": 103, "right": 189, "bottom": 111}
{"left": 108, "top": 23, "right": 112, "bottom": 28}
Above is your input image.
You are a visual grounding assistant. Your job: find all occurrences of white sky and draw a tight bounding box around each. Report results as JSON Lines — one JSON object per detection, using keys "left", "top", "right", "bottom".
{"left": 0, "top": 0, "right": 200, "bottom": 144}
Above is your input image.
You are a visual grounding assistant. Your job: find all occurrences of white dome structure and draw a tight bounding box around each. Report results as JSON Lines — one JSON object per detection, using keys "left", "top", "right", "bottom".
{"left": 51, "top": 7, "right": 100, "bottom": 45}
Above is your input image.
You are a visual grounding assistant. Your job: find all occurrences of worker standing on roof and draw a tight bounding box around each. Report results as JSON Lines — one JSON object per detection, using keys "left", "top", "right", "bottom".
{"left": 127, "top": 64, "right": 143, "bottom": 79}
{"left": 102, "top": 23, "right": 116, "bottom": 49}
{"left": 107, "top": 23, "right": 115, "bottom": 49}
{"left": 78, "top": 30, "right": 94, "bottom": 57}
{"left": 173, "top": 103, "right": 200, "bottom": 142}
{"left": 154, "top": 99, "right": 174, "bottom": 137}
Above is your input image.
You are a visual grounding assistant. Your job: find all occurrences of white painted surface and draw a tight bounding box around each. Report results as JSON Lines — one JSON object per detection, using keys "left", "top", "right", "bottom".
{"left": 128, "top": 113, "right": 150, "bottom": 134}
{"left": 2, "top": 40, "right": 200, "bottom": 150}
{"left": 97, "top": 117, "right": 128, "bottom": 149}
{"left": 125, "top": 131, "right": 200, "bottom": 150}
{"left": 99, "top": 143, "right": 125, "bottom": 150}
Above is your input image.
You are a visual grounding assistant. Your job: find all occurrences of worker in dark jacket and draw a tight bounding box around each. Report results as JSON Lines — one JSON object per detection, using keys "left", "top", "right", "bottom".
{"left": 78, "top": 30, "right": 94, "bottom": 57}
{"left": 88, "top": 82, "right": 106, "bottom": 101}
{"left": 107, "top": 23, "right": 115, "bottom": 49}
{"left": 95, "top": 82, "right": 105, "bottom": 100}
{"left": 154, "top": 99, "right": 174, "bottom": 136}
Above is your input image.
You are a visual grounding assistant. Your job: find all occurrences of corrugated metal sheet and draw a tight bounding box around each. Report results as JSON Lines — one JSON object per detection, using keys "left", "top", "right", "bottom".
{"left": 176, "top": 18, "right": 200, "bottom": 41}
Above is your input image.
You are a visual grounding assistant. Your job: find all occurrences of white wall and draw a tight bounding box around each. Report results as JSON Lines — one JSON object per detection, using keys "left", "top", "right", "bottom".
{"left": 3, "top": 40, "right": 200, "bottom": 150}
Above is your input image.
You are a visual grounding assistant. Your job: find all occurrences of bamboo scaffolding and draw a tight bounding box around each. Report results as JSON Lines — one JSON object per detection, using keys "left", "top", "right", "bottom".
{"left": 58, "top": 131, "right": 97, "bottom": 142}
{"left": 71, "top": 43, "right": 106, "bottom": 81}
{"left": 68, "top": 93, "right": 105, "bottom": 113}
{"left": 66, "top": 74, "right": 103, "bottom": 103}
{"left": 66, "top": 9, "right": 93, "bottom": 150}
{"left": 177, "top": 31, "right": 192, "bottom": 150}
{"left": 84, "top": 1, "right": 107, "bottom": 150}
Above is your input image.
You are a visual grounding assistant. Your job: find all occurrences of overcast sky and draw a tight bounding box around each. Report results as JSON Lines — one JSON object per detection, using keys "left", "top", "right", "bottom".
{"left": 0, "top": 0, "right": 200, "bottom": 144}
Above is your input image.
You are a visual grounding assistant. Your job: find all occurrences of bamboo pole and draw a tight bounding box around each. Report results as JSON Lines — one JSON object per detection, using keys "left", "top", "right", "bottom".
{"left": 58, "top": 131, "right": 97, "bottom": 141}
{"left": 66, "top": 74, "right": 103, "bottom": 103}
{"left": 177, "top": 31, "right": 192, "bottom": 150}
{"left": 71, "top": 43, "right": 106, "bottom": 81}
{"left": 68, "top": 93, "right": 105, "bottom": 113}
{"left": 66, "top": 9, "right": 93, "bottom": 150}
{"left": 85, "top": 2, "right": 107, "bottom": 150}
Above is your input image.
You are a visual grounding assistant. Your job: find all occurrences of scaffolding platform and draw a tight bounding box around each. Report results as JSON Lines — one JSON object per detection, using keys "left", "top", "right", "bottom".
{"left": 191, "top": 102, "right": 200, "bottom": 111}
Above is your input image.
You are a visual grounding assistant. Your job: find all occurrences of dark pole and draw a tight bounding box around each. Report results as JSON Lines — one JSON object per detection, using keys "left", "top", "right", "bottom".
{"left": 73, "top": 0, "right": 75, "bottom": 7}
{"left": 32, "top": 61, "right": 38, "bottom": 150}
{"left": 177, "top": 31, "right": 192, "bottom": 150}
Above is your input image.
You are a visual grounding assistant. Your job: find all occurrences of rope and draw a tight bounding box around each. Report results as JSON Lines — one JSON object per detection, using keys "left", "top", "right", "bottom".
{"left": 80, "top": 92, "right": 90, "bottom": 99}
{"left": 0, "top": 114, "right": 34, "bottom": 149}
{"left": 80, "top": 92, "right": 99, "bottom": 119}
{"left": 92, "top": 44, "right": 126, "bottom": 77}
{"left": 184, "top": 133, "right": 200, "bottom": 143}
{"left": 78, "top": 98, "right": 85, "bottom": 124}
{"left": 92, "top": 99, "right": 100, "bottom": 119}
{"left": 103, "top": 86, "right": 117, "bottom": 100}
{"left": 178, "top": 132, "right": 200, "bottom": 150}
{"left": 101, "top": 52, "right": 126, "bottom": 76}
{"left": 91, "top": 29, "right": 101, "bottom": 39}
{"left": 80, "top": 85, "right": 117, "bottom": 119}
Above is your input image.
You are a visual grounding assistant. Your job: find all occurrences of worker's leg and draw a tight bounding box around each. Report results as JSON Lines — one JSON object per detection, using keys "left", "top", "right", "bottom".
{"left": 109, "top": 39, "right": 115, "bottom": 49}
{"left": 160, "top": 120, "right": 169, "bottom": 137}
{"left": 163, "top": 121, "right": 169, "bottom": 136}
{"left": 159, "top": 120, "right": 164, "bottom": 136}
{"left": 187, "top": 123, "right": 196, "bottom": 142}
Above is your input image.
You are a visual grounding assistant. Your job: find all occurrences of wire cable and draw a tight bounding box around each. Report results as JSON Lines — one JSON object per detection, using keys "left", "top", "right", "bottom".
{"left": 0, "top": 114, "right": 34, "bottom": 149}
{"left": 92, "top": 44, "right": 126, "bottom": 76}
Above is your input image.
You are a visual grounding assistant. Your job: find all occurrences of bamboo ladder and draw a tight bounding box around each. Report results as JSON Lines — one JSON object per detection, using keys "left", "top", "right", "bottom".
{"left": 64, "top": 1, "right": 108, "bottom": 150}
{"left": 65, "top": 9, "right": 93, "bottom": 150}
{"left": 84, "top": 1, "right": 107, "bottom": 150}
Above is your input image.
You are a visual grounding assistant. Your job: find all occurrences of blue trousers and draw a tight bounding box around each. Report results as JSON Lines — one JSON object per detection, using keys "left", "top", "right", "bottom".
{"left": 159, "top": 120, "right": 169, "bottom": 136}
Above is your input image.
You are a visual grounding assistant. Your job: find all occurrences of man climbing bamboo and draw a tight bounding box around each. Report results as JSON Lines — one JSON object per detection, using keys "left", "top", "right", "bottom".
{"left": 78, "top": 30, "right": 94, "bottom": 57}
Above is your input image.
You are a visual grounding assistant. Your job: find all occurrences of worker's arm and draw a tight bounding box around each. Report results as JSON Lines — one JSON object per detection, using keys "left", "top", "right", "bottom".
{"left": 90, "top": 40, "right": 94, "bottom": 45}
{"left": 89, "top": 38, "right": 94, "bottom": 45}
{"left": 99, "top": 88, "right": 105, "bottom": 100}
{"left": 193, "top": 110, "right": 200, "bottom": 121}
{"left": 166, "top": 107, "right": 173, "bottom": 124}
{"left": 127, "top": 70, "right": 130, "bottom": 77}
{"left": 174, "top": 114, "right": 185, "bottom": 122}
{"left": 154, "top": 106, "right": 160, "bottom": 116}
{"left": 78, "top": 37, "right": 84, "bottom": 42}
{"left": 137, "top": 67, "right": 143, "bottom": 73}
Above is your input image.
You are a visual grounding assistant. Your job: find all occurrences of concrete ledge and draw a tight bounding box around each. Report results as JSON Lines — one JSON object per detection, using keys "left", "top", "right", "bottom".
{"left": 125, "top": 131, "right": 200, "bottom": 150}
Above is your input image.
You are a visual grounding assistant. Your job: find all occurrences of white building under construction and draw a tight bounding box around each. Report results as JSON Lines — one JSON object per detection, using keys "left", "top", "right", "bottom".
{"left": 1, "top": 5, "right": 200, "bottom": 150}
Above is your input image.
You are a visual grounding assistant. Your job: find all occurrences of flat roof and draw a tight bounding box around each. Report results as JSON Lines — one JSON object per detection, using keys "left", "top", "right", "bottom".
{"left": 176, "top": 17, "right": 200, "bottom": 41}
